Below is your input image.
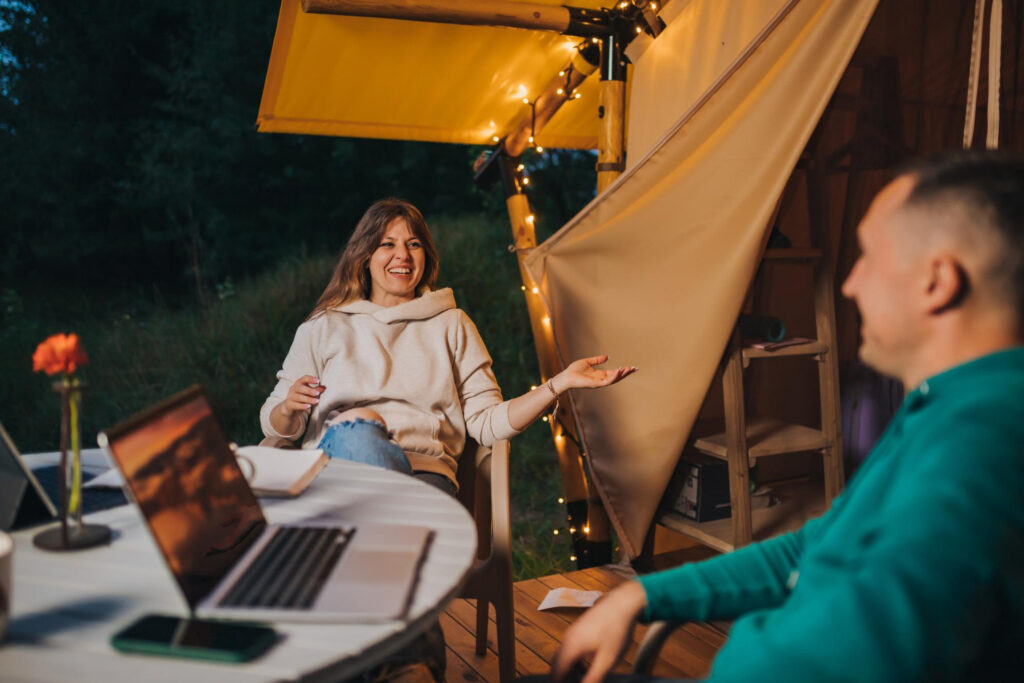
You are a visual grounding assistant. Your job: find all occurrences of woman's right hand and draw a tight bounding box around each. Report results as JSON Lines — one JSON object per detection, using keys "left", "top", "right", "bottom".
{"left": 280, "top": 375, "right": 325, "bottom": 417}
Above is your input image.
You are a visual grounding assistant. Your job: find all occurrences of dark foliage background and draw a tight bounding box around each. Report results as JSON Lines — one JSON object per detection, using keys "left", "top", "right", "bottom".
{"left": 0, "top": 0, "right": 597, "bottom": 577}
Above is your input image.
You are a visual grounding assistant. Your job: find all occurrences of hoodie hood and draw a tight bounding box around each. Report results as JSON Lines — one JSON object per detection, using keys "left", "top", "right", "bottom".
{"left": 336, "top": 288, "right": 456, "bottom": 323}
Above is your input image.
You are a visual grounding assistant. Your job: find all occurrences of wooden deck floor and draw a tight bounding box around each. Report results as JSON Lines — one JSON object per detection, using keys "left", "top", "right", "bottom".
{"left": 442, "top": 561, "right": 728, "bottom": 681}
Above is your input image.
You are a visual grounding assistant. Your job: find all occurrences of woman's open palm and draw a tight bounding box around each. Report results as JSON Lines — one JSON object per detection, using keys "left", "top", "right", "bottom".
{"left": 561, "top": 355, "right": 637, "bottom": 390}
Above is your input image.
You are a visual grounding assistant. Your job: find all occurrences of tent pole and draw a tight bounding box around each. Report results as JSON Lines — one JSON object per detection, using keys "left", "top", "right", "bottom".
{"left": 504, "top": 44, "right": 600, "bottom": 157}
{"left": 490, "top": 151, "right": 611, "bottom": 568}
{"left": 597, "top": 34, "right": 627, "bottom": 194}
{"left": 302, "top": 0, "right": 611, "bottom": 36}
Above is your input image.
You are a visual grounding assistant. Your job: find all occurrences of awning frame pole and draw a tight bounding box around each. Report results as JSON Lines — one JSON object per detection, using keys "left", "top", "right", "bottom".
{"left": 302, "top": 0, "right": 613, "bottom": 36}
{"left": 597, "top": 33, "right": 628, "bottom": 194}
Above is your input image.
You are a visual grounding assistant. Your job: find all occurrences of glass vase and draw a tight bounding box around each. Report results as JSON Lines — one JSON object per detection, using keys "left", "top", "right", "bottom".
{"left": 32, "top": 377, "right": 111, "bottom": 551}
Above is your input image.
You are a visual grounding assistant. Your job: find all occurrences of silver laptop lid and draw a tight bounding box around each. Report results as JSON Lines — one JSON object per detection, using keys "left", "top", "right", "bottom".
{"left": 98, "top": 386, "right": 266, "bottom": 610}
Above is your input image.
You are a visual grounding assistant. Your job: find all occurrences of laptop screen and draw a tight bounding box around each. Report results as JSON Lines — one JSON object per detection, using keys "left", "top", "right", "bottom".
{"left": 102, "top": 388, "right": 266, "bottom": 609}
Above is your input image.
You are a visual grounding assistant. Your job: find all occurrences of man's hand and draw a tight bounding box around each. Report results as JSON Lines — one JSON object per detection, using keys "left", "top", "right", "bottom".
{"left": 551, "top": 581, "right": 648, "bottom": 683}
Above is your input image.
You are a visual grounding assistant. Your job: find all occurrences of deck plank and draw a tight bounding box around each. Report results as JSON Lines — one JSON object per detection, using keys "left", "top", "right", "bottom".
{"left": 444, "top": 565, "right": 728, "bottom": 682}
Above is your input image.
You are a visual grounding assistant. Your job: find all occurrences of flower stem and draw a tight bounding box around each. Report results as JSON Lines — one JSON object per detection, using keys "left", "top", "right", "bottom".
{"left": 68, "top": 378, "right": 82, "bottom": 523}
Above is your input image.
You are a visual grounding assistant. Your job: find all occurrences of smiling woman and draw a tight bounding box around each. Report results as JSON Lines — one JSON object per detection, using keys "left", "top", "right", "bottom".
{"left": 260, "top": 197, "right": 637, "bottom": 498}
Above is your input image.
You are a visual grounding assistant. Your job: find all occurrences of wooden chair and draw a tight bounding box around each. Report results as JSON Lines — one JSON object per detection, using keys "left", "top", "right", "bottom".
{"left": 632, "top": 621, "right": 680, "bottom": 676}
{"left": 456, "top": 438, "right": 516, "bottom": 682}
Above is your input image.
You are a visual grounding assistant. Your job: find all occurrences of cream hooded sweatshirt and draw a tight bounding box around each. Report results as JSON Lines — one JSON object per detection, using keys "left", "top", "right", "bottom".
{"left": 259, "top": 288, "right": 520, "bottom": 482}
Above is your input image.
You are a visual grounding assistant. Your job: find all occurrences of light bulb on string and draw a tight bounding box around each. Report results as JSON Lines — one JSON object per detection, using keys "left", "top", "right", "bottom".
{"left": 521, "top": 285, "right": 527, "bottom": 291}
{"left": 553, "top": 529, "right": 559, "bottom": 535}
{"left": 536, "top": 146, "right": 544, "bottom": 154}
{"left": 570, "top": 555, "right": 577, "bottom": 562}
{"left": 532, "top": 287, "right": 539, "bottom": 294}
{"left": 523, "top": 176, "right": 531, "bottom": 185}
{"left": 558, "top": 497, "right": 565, "bottom": 504}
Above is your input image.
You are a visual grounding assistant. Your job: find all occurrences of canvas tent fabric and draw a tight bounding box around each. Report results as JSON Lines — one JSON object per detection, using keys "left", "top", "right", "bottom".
{"left": 523, "top": 0, "right": 879, "bottom": 558}
{"left": 257, "top": 0, "right": 609, "bottom": 148}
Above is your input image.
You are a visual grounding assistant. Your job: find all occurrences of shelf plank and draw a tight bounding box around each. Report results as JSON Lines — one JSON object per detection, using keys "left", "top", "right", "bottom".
{"left": 694, "top": 417, "right": 830, "bottom": 460}
{"left": 763, "top": 248, "right": 822, "bottom": 262}
{"left": 742, "top": 341, "right": 828, "bottom": 361}
{"left": 658, "top": 478, "right": 828, "bottom": 553}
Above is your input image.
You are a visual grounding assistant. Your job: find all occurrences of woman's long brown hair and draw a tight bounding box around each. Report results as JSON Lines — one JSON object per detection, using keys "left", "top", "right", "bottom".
{"left": 307, "top": 198, "right": 440, "bottom": 320}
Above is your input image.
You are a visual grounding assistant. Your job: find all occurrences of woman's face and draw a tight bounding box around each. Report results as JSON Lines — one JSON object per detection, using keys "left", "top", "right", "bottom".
{"left": 367, "top": 217, "right": 426, "bottom": 306}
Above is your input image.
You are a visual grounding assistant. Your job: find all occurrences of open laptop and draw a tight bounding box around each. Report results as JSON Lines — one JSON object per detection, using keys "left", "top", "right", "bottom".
{"left": 97, "top": 386, "right": 432, "bottom": 623}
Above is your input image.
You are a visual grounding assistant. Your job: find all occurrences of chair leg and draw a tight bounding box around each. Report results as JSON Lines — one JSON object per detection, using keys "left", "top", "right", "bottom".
{"left": 496, "top": 573, "right": 516, "bottom": 682}
{"left": 475, "top": 598, "right": 489, "bottom": 655}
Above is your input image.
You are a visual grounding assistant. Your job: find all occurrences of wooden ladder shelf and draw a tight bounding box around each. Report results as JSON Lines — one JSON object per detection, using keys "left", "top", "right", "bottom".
{"left": 659, "top": 242, "right": 845, "bottom": 553}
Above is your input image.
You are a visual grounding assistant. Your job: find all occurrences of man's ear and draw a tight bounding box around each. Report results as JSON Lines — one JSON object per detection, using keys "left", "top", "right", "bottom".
{"left": 924, "top": 252, "right": 969, "bottom": 314}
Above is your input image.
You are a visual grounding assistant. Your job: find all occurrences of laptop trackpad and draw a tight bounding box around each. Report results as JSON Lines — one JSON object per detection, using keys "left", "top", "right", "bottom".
{"left": 315, "top": 548, "right": 424, "bottom": 617}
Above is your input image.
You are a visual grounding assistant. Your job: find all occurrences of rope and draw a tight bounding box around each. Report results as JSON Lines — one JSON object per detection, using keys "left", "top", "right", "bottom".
{"left": 987, "top": 0, "right": 1002, "bottom": 149}
{"left": 964, "top": 0, "right": 986, "bottom": 148}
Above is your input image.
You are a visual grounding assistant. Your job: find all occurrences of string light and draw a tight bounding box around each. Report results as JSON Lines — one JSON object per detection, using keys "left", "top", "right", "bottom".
{"left": 532, "top": 287, "right": 539, "bottom": 294}
{"left": 583, "top": 526, "right": 590, "bottom": 534}
{"left": 542, "top": 416, "right": 549, "bottom": 422}
{"left": 553, "top": 529, "right": 559, "bottom": 535}
{"left": 542, "top": 316, "right": 551, "bottom": 325}
{"left": 574, "top": 92, "right": 582, "bottom": 99}
{"left": 521, "top": 285, "right": 527, "bottom": 291}
{"left": 558, "top": 497, "right": 565, "bottom": 504}
{"left": 636, "top": 25, "right": 643, "bottom": 33}
{"left": 536, "top": 146, "right": 545, "bottom": 153}
{"left": 491, "top": 135, "right": 500, "bottom": 142}
{"left": 516, "top": 164, "right": 525, "bottom": 172}
{"left": 570, "top": 555, "right": 577, "bottom": 562}
{"left": 526, "top": 214, "right": 535, "bottom": 224}
{"left": 523, "top": 176, "right": 531, "bottom": 185}
{"left": 569, "top": 527, "right": 577, "bottom": 534}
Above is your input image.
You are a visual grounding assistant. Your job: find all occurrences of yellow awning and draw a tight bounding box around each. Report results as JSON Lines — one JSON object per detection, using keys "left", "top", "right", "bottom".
{"left": 257, "top": 0, "right": 611, "bottom": 148}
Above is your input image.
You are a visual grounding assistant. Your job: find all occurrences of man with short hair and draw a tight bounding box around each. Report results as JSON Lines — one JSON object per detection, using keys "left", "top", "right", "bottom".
{"left": 547, "top": 151, "right": 1024, "bottom": 682}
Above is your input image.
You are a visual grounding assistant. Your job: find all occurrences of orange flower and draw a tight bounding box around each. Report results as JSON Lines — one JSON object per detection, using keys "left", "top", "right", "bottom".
{"left": 32, "top": 333, "right": 89, "bottom": 376}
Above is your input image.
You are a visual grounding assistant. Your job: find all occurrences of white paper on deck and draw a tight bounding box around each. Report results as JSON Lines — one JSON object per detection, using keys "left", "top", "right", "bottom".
{"left": 537, "top": 587, "right": 603, "bottom": 611}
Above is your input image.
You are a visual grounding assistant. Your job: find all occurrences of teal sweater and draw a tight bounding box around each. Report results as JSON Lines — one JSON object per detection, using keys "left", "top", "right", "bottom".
{"left": 639, "top": 348, "right": 1024, "bottom": 681}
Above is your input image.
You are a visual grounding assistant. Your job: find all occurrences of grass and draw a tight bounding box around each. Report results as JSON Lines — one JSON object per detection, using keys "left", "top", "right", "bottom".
{"left": 0, "top": 214, "right": 575, "bottom": 579}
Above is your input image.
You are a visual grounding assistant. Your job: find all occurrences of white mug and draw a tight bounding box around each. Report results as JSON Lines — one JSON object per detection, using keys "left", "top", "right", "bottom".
{"left": 0, "top": 530, "right": 12, "bottom": 642}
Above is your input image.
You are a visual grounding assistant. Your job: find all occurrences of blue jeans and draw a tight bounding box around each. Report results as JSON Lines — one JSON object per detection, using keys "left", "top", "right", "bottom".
{"left": 318, "top": 418, "right": 413, "bottom": 473}
{"left": 317, "top": 418, "right": 457, "bottom": 497}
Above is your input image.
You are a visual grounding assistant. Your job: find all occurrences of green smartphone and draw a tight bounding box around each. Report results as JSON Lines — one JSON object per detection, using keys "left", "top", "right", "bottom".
{"left": 110, "top": 614, "right": 277, "bottom": 663}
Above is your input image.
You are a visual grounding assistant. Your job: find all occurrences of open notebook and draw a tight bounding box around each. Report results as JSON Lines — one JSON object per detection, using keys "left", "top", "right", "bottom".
{"left": 85, "top": 445, "right": 327, "bottom": 498}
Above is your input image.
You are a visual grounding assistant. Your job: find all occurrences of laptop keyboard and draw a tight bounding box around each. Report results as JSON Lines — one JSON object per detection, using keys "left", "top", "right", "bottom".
{"left": 220, "top": 525, "right": 354, "bottom": 609}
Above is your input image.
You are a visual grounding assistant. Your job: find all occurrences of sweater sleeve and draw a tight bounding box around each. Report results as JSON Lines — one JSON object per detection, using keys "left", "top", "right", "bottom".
{"left": 704, "top": 417, "right": 1023, "bottom": 682}
{"left": 639, "top": 513, "right": 826, "bottom": 623}
{"left": 452, "top": 311, "right": 522, "bottom": 446}
{"left": 259, "top": 320, "right": 320, "bottom": 441}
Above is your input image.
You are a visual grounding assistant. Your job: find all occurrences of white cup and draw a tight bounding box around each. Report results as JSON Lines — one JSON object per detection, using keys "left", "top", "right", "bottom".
{"left": 0, "top": 530, "right": 12, "bottom": 641}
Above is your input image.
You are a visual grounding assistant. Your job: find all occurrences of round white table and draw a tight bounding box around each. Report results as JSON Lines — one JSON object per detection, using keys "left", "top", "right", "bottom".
{"left": 0, "top": 453, "right": 477, "bottom": 682}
